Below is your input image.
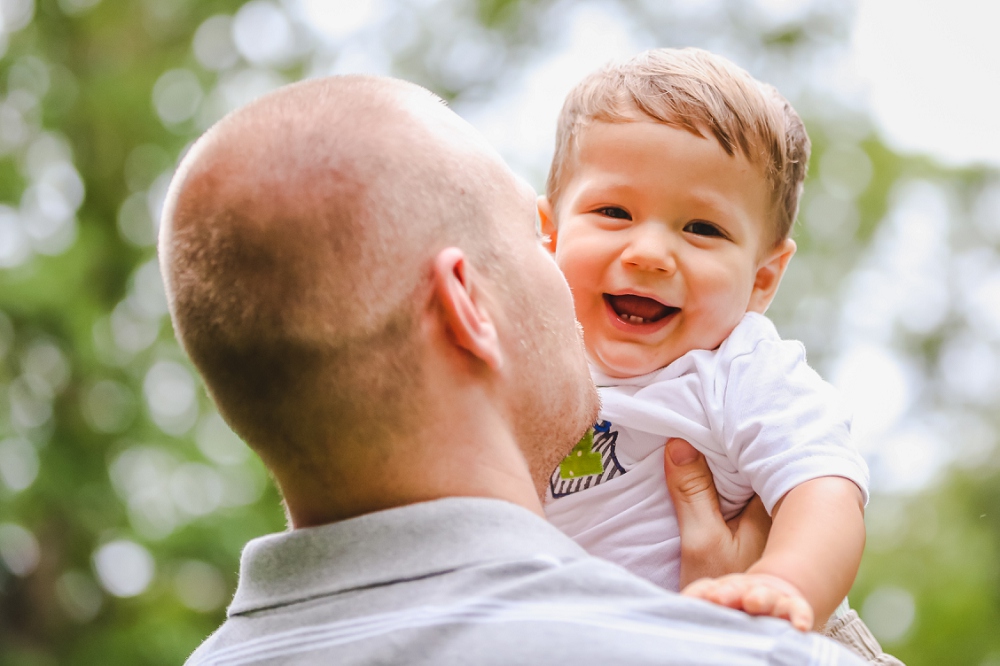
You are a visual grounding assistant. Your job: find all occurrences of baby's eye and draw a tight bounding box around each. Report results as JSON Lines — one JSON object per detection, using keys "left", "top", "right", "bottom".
{"left": 595, "top": 206, "right": 631, "bottom": 220}
{"left": 684, "top": 220, "right": 725, "bottom": 238}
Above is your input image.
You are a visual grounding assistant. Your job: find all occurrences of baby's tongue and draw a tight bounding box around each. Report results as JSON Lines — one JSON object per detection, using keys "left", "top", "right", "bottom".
{"left": 607, "top": 294, "right": 670, "bottom": 322}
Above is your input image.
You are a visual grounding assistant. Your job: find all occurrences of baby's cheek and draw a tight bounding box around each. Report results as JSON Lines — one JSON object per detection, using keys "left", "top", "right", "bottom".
{"left": 558, "top": 258, "right": 594, "bottom": 293}
{"left": 567, "top": 279, "right": 600, "bottom": 321}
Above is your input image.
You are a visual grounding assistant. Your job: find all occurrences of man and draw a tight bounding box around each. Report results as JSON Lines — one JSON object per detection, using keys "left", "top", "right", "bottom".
{"left": 160, "top": 75, "right": 866, "bottom": 664}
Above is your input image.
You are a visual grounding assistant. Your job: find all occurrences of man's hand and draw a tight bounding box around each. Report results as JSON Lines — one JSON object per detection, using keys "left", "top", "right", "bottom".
{"left": 663, "top": 438, "right": 771, "bottom": 588}
{"left": 682, "top": 572, "right": 814, "bottom": 631}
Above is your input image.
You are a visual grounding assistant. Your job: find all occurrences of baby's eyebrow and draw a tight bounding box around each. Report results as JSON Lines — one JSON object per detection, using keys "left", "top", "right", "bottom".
{"left": 579, "top": 183, "right": 645, "bottom": 204}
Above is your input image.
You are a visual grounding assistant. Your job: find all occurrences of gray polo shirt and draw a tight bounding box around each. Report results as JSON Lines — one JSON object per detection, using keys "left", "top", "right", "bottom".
{"left": 186, "top": 497, "right": 865, "bottom": 665}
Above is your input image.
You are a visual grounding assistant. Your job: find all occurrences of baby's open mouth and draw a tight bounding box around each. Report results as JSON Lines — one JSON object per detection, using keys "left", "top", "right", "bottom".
{"left": 604, "top": 294, "right": 678, "bottom": 325}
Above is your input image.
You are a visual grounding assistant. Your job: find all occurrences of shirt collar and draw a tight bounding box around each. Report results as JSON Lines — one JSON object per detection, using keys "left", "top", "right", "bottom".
{"left": 228, "top": 497, "right": 588, "bottom": 616}
{"left": 589, "top": 313, "right": 775, "bottom": 389}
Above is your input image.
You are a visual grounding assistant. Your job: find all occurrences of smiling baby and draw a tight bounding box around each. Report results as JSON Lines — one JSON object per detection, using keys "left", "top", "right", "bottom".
{"left": 541, "top": 48, "right": 869, "bottom": 632}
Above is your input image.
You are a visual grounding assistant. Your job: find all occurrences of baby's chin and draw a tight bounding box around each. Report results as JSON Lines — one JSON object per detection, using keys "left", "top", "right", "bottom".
{"left": 588, "top": 343, "right": 679, "bottom": 379}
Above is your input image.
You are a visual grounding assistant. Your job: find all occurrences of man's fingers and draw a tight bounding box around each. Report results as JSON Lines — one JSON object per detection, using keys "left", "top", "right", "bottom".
{"left": 666, "top": 442, "right": 773, "bottom": 586}
{"left": 664, "top": 439, "right": 724, "bottom": 531}
{"left": 666, "top": 439, "right": 742, "bottom": 587}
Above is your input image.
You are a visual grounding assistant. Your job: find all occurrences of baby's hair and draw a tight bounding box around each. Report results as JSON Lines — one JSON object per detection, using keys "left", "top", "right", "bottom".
{"left": 546, "top": 48, "right": 810, "bottom": 246}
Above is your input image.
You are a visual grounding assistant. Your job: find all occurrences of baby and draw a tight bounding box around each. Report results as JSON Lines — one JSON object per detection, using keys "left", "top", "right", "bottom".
{"left": 541, "top": 48, "right": 869, "bottom": 631}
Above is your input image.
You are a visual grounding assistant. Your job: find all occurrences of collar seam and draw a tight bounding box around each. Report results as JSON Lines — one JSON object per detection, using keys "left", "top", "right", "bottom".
{"left": 230, "top": 553, "right": 575, "bottom": 617}
{"left": 230, "top": 565, "right": 467, "bottom": 617}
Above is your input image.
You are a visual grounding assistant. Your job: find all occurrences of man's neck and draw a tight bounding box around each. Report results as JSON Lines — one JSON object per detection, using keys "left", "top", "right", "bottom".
{"left": 280, "top": 395, "right": 545, "bottom": 529}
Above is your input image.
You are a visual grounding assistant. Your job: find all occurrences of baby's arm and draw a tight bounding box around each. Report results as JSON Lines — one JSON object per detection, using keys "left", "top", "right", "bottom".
{"left": 683, "top": 476, "right": 865, "bottom": 630}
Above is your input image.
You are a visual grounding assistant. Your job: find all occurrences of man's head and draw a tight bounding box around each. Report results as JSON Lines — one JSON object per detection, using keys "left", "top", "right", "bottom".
{"left": 159, "top": 76, "right": 596, "bottom": 523}
{"left": 538, "top": 48, "right": 808, "bottom": 377}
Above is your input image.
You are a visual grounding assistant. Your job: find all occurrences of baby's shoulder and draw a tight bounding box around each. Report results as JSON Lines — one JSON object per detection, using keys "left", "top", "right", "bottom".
{"left": 713, "top": 315, "right": 827, "bottom": 408}
{"left": 718, "top": 313, "right": 805, "bottom": 365}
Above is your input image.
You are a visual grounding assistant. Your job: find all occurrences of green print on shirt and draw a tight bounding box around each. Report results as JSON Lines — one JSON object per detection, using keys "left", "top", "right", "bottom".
{"left": 559, "top": 428, "right": 604, "bottom": 479}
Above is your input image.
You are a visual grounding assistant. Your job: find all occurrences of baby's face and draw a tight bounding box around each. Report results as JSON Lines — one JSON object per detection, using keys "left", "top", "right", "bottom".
{"left": 544, "top": 120, "right": 779, "bottom": 378}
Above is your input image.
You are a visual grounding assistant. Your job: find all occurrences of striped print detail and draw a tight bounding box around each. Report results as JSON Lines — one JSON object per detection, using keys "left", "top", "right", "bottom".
{"left": 549, "top": 420, "right": 625, "bottom": 498}
{"left": 189, "top": 597, "right": 844, "bottom": 666}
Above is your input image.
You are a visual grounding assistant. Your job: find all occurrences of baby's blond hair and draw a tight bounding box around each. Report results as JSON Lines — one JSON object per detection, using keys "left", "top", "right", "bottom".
{"left": 546, "top": 48, "right": 810, "bottom": 246}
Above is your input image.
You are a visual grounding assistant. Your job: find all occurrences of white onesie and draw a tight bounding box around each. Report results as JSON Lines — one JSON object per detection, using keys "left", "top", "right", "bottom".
{"left": 544, "top": 312, "right": 870, "bottom": 591}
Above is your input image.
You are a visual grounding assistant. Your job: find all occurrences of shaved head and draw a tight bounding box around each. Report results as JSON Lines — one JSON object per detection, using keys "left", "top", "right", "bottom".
{"left": 160, "top": 77, "right": 533, "bottom": 474}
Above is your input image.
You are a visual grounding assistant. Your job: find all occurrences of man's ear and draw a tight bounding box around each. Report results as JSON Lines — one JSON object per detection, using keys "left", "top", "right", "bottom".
{"left": 748, "top": 238, "right": 796, "bottom": 314}
{"left": 537, "top": 195, "right": 558, "bottom": 254}
{"left": 432, "top": 247, "right": 503, "bottom": 371}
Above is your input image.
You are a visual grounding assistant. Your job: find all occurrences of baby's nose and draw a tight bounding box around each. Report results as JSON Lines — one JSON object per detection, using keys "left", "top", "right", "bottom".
{"left": 621, "top": 225, "right": 676, "bottom": 273}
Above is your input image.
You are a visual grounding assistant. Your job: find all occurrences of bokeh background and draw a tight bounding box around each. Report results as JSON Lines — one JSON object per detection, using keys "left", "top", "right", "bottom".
{"left": 0, "top": 0, "right": 997, "bottom": 664}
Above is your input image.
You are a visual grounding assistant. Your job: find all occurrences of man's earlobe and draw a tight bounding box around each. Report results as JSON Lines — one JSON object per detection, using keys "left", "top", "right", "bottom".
{"left": 537, "top": 196, "right": 558, "bottom": 254}
{"left": 748, "top": 239, "right": 796, "bottom": 314}
{"left": 433, "top": 247, "right": 503, "bottom": 371}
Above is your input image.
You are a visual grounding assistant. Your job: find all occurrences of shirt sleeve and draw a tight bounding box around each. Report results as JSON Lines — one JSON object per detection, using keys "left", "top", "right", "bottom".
{"left": 721, "top": 337, "right": 870, "bottom": 515}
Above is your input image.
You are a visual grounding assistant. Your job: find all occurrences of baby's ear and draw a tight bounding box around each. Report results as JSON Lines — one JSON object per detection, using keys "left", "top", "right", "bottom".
{"left": 536, "top": 196, "right": 558, "bottom": 254}
{"left": 748, "top": 239, "right": 795, "bottom": 314}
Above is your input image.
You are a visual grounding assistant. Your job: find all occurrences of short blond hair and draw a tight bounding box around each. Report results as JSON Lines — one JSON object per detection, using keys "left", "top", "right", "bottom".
{"left": 162, "top": 77, "right": 517, "bottom": 470}
{"left": 546, "top": 48, "right": 810, "bottom": 245}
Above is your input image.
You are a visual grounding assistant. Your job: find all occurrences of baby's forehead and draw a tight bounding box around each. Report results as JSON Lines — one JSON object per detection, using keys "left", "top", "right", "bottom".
{"left": 574, "top": 115, "right": 725, "bottom": 156}
{"left": 565, "top": 119, "right": 780, "bottom": 238}
{"left": 569, "top": 118, "right": 766, "bottom": 186}
{"left": 546, "top": 51, "right": 805, "bottom": 245}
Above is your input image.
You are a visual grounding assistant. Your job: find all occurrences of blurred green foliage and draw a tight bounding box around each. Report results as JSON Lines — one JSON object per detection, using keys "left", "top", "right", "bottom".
{"left": 0, "top": 2, "right": 283, "bottom": 665}
{"left": 0, "top": 1, "right": 996, "bottom": 665}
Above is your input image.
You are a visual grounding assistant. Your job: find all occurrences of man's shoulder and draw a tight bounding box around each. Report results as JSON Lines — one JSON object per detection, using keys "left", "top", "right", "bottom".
{"left": 187, "top": 580, "right": 861, "bottom": 666}
{"left": 466, "top": 556, "right": 864, "bottom": 665}
{"left": 188, "top": 578, "right": 860, "bottom": 666}
{"left": 184, "top": 500, "right": 863, "bottom": 666}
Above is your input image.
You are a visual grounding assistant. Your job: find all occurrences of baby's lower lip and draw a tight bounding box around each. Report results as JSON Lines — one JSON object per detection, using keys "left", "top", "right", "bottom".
{"left": 603, "top": 297, "right": 676, "bottom": 334}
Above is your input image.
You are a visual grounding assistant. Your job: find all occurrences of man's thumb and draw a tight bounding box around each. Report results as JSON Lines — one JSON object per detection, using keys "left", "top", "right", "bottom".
{"left": 664, "top": 438, "right": 722, "bottom": 518}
